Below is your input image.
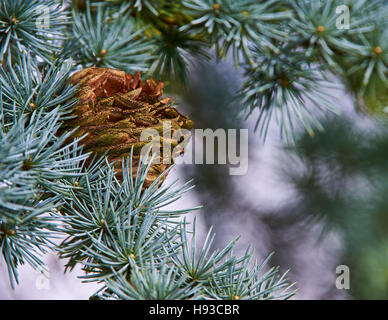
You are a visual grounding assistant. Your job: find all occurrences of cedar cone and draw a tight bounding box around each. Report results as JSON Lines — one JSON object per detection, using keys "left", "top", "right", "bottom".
{"left": 65, "top": 67, "right": 193, "bottom": 186}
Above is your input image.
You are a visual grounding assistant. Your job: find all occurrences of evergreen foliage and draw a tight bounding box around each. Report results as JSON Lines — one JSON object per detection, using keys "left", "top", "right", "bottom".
{"left": 0, "top": 0, "right": 299, "bottom": 299}
{"left": 80, "top": 1, "right": 388, "bottom": 141}
{"left": 67, "top": 3, "right": 154, "bottom": 73}
{"left": 0, "top": 0, "right": 68, "bottom": 63}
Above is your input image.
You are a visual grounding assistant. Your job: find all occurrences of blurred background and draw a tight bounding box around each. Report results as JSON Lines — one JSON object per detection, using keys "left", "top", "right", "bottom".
{"left": 3, "top": 55, "right": 386, "bottom": 300}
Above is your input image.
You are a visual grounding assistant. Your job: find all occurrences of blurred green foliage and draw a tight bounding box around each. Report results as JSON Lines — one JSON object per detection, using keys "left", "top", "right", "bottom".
{"left": 286, "top": 116, "right": 388, "bottom": 299}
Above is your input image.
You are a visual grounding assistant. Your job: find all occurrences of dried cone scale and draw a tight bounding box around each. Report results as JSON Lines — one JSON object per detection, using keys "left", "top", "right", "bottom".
{"left": 65, "top": 67, "right": 193, "bottom": 186}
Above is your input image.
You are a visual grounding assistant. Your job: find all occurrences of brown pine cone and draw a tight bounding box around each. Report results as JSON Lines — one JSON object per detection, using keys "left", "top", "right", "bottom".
{"left": 64, "top": 67, "right": 193, "bottom": 186}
